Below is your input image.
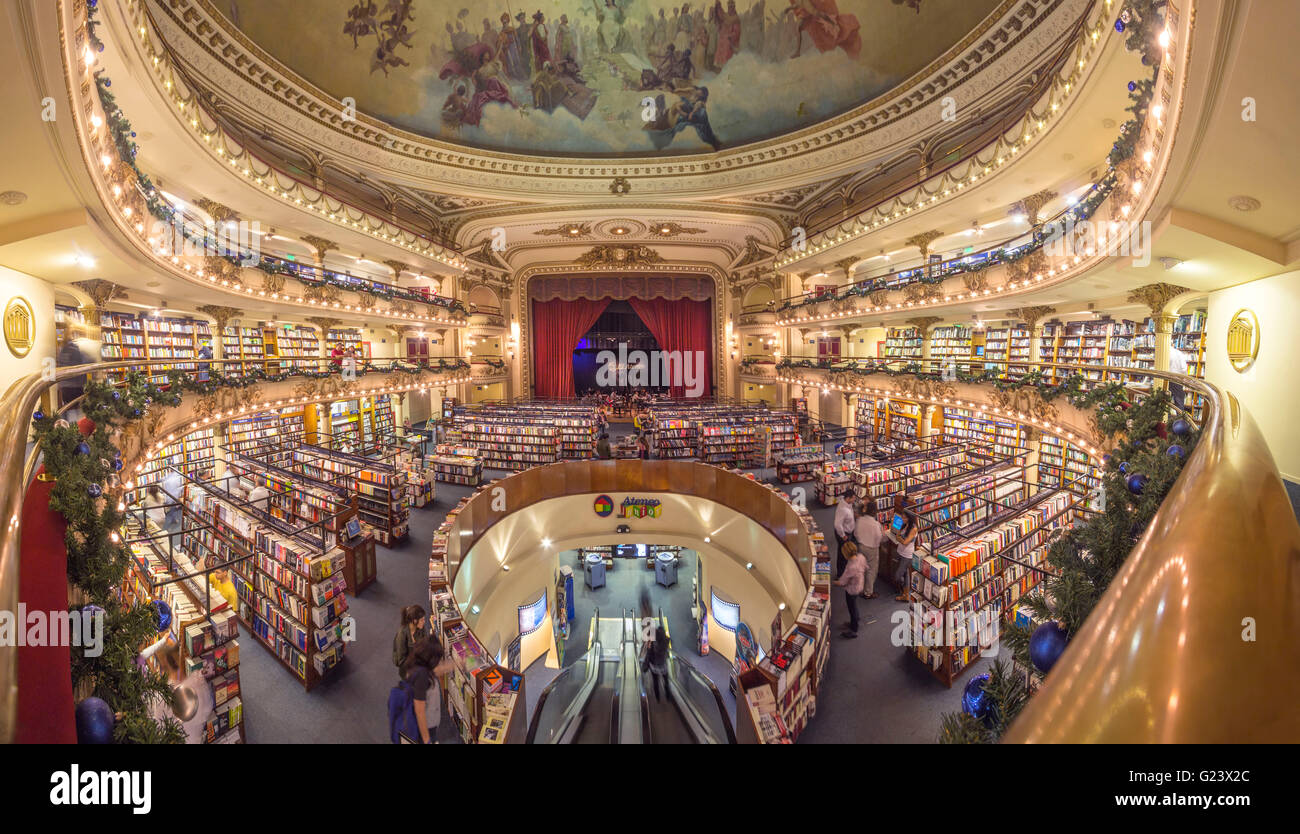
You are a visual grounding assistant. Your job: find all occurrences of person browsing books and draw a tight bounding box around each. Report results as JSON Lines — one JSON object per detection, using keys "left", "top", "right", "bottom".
{"left": 402, "top": 638, "right": 454, "bottom": 744}
{"left": 596, "top": 432, "right": 612, "bottom": 459}
{"left": 889, "top": 498, "right": 920, "bottom": 602}
{"left": 854, "top": 497, "right": 884, "bottom": 599}
{"left": 834, "top": 541, "right": 866, "bottom": 638}
{"left": 834, "top": 495, "right": 856, "bottom": 577}
{"left": 393, "top": 605, "right": 429, "bottom": 670}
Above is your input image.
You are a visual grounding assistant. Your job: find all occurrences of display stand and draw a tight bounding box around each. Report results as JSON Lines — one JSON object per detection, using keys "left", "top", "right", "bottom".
{"left": 430, "top": 444, "right": 484, "bottom": 486}
{"left": 775, "top": 444, "right": 828, "bottom": 484}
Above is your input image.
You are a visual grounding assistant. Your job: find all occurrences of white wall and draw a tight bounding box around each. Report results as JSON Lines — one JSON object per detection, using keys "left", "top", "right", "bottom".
{"left": 1206, "top": 269, "right": 1300, "bottom": 481}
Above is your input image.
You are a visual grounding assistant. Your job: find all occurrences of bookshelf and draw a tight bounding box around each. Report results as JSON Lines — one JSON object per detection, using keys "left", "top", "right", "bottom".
{"left": 1037, "top": 434, "right": 1098, "bottom": 492}
{"left": 327, "top": 327, "right": 366, "bottom": 358}
{"left": 886, "top": 400, "right": 921, "bottom": 443}
{"left": 655, "top": 418, "right": 698, "bottom": 459}
{"left": 454, "top": 418, "right": 561, "bottom": 470}
{"left": 186, "top": 484, "right": 349, "bottom": 690}
{"left": 1172, "top": 310, "right": 1207, "bottom": 421}
{"left": 816, "top": 459, "right": 857, "bottom": 506}
{"left": 289, "top": 446, "right": 411, "bottom": 545}
{"left": 736, "top": 502, "right": 830, "bottom": 743}
{"left": 1038, "top": 323, "right": 1061, "bottom": 382}
{"left": 122, "top": 531, "right": 245, "bottom": 743}
{"left": 906, "top": 491, "right": 1075, "bottom": 686}
{"left": 99, "top": 312, "right": 147, "bottom": 383}
{"left": 930, "top": 325, "right": 974, "bottom": 365}
{"left": 556, "top": 416, "right": 598, "bottom": 459}
{"left": 1007, "top": 325, "right": 1032, "bottom": 375}
{"left": 430, "top": 444, "right": 484, "bottom": 486}
{"left": 1056, "top": 321, "right": 1109, "bottom": 382}
{"left": 854, "top": 396, "right": 884, "bottom": 443}
{"left": 941, "top": 408, "right": 1029, "bottom": 465}
{"left": 698, "top": 423, "right": 758, "bottom": 467}
{"left": 775, "top": 445, "right": 828, "bottom": 484}
{"left": 982, "top": 325, "right": 1010, "bottom": 372}
{"left": 850, "top": 446, "right": 969, "bottom": 512}
{"left": 883, "top": 326, "right": 922, "bottom": 361}
{"left": 264, "top": 325, "right": 318, "bottom": 374}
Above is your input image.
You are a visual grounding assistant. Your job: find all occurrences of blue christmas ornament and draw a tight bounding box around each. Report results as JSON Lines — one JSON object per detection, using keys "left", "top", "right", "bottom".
{"left": 132, "top": 408, "right": 142, "bottom": 417}
{"left": 1029, "top": 621, "right": 1069, "bottom": 674}
{"left": 87, "top": 483, "right": 102, "bottom": 498}
{"left": 1170, "top": 418, "right": 1192, "bottom": 437}
{"left": 1114, "top": 19, "right": 1125, "bottom": 32}
{"left": 76, "top": 441, "right": 91, "bottom": 455}
{"left": 1126, "top": 473, "right": 1148, "bottom": 495}
{"left": 75, "top": 697, "right": 115, "bottom": 744}
{"left": 1127, "top": 80, "right": 1137, "bottom": 92}
{"left": 1118, "top": 460, "right": 1130, "bottom": 473}
{"left": 151, "top": 599, "right": 172, "bottom": 633}
{"left": 32, "top": 410, "right": 45, "bottom": 423}
{"left": 961, "top": 673, "right": 992, "bottom": 721}
{"left": 112, "top": 458, "right": 124, "bottom": 471}
{"left": 1167, "top": 444, "right": 1185, "bottom": 457}
{"left": 112, "top": 391, "right": 120, "bottom": 400}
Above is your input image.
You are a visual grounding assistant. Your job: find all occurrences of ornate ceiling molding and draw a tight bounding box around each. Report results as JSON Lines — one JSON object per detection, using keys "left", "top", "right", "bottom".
{"left": 195, "top": 304, "right": 244, "bottom": 330}
{"left": 573, "top": 246, "right": 665, "bottom": 269}
{"left": 72, "top": 279, "right": 127, "bottom": 307}
{"left": 139, "top": 0, "right": 1083, "bottom": 195}
{"left": 1013, "top": 305, "right": 1058, "bottom": 329}
{"left": 1128, "top": 283, "right": 1193, "bottom": 318}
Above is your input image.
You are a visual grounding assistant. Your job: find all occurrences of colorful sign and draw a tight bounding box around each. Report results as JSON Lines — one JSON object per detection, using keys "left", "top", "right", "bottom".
{"left": 617, "top": 497, "right": 663, "bottom": 519}
{"left": 593, "top": 494, "right": 614, "bottom": 517}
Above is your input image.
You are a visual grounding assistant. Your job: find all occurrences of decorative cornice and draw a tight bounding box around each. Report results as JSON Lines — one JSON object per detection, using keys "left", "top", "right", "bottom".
{"left": 1011, "top": 189, "right": 1060, "bottom": 225}
{"left": 906, "top": 316, "right": 943, "bottom": 331}
{"left": 196, "top": 305, "right": 244, "bottom": 330}
{"left": 301, "top": 235, "right": 339, "bottom": 262}
{"left": 573, "top": 245, "right": 664, "bottom": 268}
{"left": 648, "top": 222, "right": 706, "bottom": 238}
{"left": 833, "top": 257, "right": 859, "bottom": 280}
{"left": 383, "top": 260, "right": 410, "bottom": 277}
{"left": 1128, "top": 283, "right": 1193, "bottom": 317}
{"left": 72, "top": 279, "right": 125, "bottom": 307}
{"left": 1014, "top": 305, "right": 1058, "bottom": 329}
{"left": 905, "top": 230, "right": 946, "bottom": 259}
{"left": 534, "top": 222, "right": 592, "bottom": 238}
{"left": 306, "top": 316, "right": 343, "bottom": 332}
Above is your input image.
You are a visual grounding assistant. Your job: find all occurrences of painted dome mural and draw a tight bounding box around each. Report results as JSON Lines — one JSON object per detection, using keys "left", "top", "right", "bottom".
{"left": 217, "top": 0, "right": 1004, "bottom": 156}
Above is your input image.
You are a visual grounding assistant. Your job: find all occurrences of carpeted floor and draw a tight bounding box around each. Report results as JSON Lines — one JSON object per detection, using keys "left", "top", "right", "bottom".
{"left": 237, "top": 421, "right": 998, "bottom": 744}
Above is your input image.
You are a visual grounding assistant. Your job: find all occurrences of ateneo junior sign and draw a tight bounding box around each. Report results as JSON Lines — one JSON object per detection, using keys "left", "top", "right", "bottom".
{"left": 593, "top": 494, "right": 663, "bottom": 519}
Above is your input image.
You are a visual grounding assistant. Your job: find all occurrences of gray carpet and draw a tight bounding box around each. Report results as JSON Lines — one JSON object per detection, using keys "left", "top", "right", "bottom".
{"left": 238, "top": 422, "right": 989, "bottom": 744}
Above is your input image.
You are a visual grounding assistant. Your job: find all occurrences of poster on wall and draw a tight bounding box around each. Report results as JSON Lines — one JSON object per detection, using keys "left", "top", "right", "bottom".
{"left": 518, "top": 591, "right": 547, "bottom": 636}
{"left": 506, "top": 635, "right": 522, "bottom": 673}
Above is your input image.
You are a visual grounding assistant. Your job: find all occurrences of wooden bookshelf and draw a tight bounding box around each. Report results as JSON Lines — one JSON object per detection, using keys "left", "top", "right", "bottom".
{"left": 430, "top": 444, "right": 483, "bottom": 486}
{"left": 775, "top": 445, "right": 828, "bottom": 484}
{"left": 883, "top": 326, "right": 922, "bottom": 361}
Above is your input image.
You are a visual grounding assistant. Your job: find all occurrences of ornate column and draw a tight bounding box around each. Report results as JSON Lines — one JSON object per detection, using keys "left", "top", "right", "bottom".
{"left": 1014, "top": 305, "right": 1057, "bottom": 377}
{"left": 306, "top": 316, "right": 342, "bottom": 369}
{"left": 904, "top": 230, "right": 945, "bottom": 276}
{"left": 301, "top": 234, "right": 339, "bottom": 271}
{"left": 907, "top": 316, "right": 942, "bottom": 364}
{"left": 1129, "top": 283, "right": 1191, "bottom": 387}
{"left": 1010, "top": 189, "right": 1059, "bottom": 227}
{"left": 919, "top": 404, "right": 937, "bottom": 442}
{"left": 72, "top": 279, "right": 126, "bottom": 341}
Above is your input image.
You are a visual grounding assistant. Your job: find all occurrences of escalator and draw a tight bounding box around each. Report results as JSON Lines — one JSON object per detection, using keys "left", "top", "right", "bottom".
{"left": 528, "top": 608, "right": 735, "bottom": 744}
{"left": 528, "top": 609, "right": 644, "bottom": 744}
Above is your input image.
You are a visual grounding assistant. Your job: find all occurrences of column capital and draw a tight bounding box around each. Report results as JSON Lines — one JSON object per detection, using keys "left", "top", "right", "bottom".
{"left": 196, "top": 304, "right": 244, "bottom": 331}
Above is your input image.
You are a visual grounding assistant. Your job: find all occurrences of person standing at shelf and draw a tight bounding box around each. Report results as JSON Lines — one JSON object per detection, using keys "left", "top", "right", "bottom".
{"left": 889, "top": 497, "right": 919, "bottom": 603}
{"left": 393, "top": 605, "right": 429, "bottom": 670}
{"left": 142, "top": 485, "right": 167, "bottom": 531}
{"left": 644, "top": 624, "right": 671, "bottom": 701}
{"left": 197, "top": 342, "right": 213, "bottom": 382}
{"left": 1167, "top": 346, "right": 1191, "bottom": 409}
{"left": 161, "top": 468, "right": 186, "bottom": 533}
{"left": 833, "top": 495, "right": 856, "bottom": 577}
{"left": 246, "top": 481, "right": 270, "bottom": 513}
{"left": 637, "top": 432, "right": 649, "bottom": 460}
{"left": 330, "top": 342, "right": 346, "bottom": 369}
{"left": 596, "top": 432, "right": 612, "bottom": 459}
{"left": 854, "top": 496, "right": 884, "bottom": 600}
{"left": 400, "top": 638, "right": 454, "bottom": 744}
{"left": 835, "top": 541, "right": 866, "bottom": 638}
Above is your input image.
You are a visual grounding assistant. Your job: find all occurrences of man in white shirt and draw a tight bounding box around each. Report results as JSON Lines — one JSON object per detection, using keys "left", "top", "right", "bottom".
{"left": 247, "top": 483, "right": 271, "bottom": 512}
{"left": 1168, "top": 347, "right": 1190, "bottom": 408}
{"left": 854, "top": 498, "right": 885, "bottom": 599}
{"left": 833, "top": 496, "right": 856, "bottom": 577}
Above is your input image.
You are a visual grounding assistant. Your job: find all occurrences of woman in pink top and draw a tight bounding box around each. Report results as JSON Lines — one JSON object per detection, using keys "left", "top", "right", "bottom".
{"left": 835, "top": 541, "right": 866, "bottom": 638}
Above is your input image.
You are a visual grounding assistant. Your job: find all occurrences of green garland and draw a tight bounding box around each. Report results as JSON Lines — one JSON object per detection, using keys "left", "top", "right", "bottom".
{"left": 938, "top": 388, "right": 1196, "bottom": 743}
{"left": 93, "top": 75, "right": 173, "bottom": 224}
{"left": 32, "top": 373, "right": 185, "bottom": 743}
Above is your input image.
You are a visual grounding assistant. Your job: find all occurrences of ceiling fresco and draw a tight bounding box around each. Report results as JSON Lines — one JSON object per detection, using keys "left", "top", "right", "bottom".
{"left": 218, "top": 0, "right": 1004, "bottom": 156}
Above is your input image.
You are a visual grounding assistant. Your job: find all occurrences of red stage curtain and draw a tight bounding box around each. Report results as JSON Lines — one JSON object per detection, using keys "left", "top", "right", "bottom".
{"left": 628, "top": 298, "right": 713, "bottom": 398}
{"left": 532, "top": 297, "right": 611, "bottom": 399}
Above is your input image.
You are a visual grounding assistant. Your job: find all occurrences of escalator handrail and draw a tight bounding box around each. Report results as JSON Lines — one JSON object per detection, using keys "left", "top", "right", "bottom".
{"left": 528, "top": 639, "right": 603, "bottom": 744}
{"left": 664, "top": 653, "right": 738, "bottom": 744}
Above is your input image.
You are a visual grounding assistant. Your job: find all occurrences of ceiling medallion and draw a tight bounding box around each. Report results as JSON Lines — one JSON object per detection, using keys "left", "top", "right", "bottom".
{"left": 610, "top": 177, "right": 632, "bottom": 196}
{"left": 1228, "top": 195, "right": 1261, "bottom": 212}
{"left": 0, "top": 190, "right": 28, "bottom": 206}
